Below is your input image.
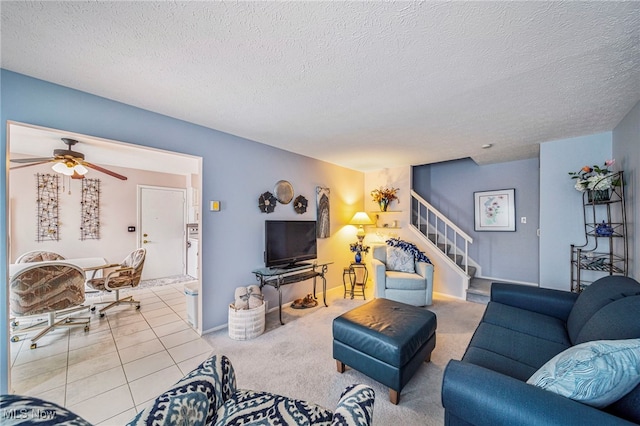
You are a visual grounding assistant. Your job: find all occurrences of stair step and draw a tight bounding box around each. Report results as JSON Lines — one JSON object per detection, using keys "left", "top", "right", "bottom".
{"left": 448, "top": 253, "right": 463, "bottom": 264}
{"left": 466, "top": 278, "right": 492, "bottom": 305}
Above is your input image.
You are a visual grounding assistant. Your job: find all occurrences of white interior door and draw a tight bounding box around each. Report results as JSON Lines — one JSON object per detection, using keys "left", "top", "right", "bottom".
{"left": 139, "top": 186, "right": 186, "bottom": 280}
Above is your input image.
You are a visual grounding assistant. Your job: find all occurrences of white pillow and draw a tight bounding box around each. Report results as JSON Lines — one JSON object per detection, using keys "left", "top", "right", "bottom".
{"left": 386, "top": 246, "right": 415, "bottom": 273}
{"left": 527, "top": 338, "right": 640, "bottom": 408}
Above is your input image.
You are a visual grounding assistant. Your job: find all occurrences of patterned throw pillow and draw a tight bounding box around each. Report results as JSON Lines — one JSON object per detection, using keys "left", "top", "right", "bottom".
{"left": 527, "top": 338, "right": 640, "bottom": 407}
{"left": 386, "top": 246, "right": 415, "bottom": 273}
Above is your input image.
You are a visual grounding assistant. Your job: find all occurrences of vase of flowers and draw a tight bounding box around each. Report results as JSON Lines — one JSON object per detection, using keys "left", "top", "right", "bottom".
{"left": 349, "top": 242, "right": 370, "bottom": 263}
{"left": 569, "top": 160, "right": 619, "bottom": 202}
{"left": 371, "top": 186, "right": 399, "bottom": 212}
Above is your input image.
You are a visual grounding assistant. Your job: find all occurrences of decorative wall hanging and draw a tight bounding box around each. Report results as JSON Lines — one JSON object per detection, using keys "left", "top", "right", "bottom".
{"left": 316, "top": 186, "right": 330, "bottom": 238}
{"left": 474, "top": 188, "right": 516, "bottom": 232}
{"left": 258, "top": 191, "right": 277, "bottom": 213}
{"left": 293, "top": 195, "right": 308, "bottom": 214}
{"left": 274, "top": 180, "right": 294, "bottom": 204}
{"left": 80, "top": 178, "right": 101, "bottom": 240}
{"left": 36, "top": 173, "right": 60, "bottom": 241}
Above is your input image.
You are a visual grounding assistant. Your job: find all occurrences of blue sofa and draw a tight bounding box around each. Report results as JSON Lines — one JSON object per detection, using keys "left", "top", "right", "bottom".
{"left": 1, "top": 355, "right": 375, "bottom": 425}
{"left": 442, "top": 276, "right": 640, "bottom": 425}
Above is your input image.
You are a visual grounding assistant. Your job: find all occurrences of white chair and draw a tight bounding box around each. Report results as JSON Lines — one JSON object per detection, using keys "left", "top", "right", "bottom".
{"left": 371, "top": 244, "right": 434, "bottom": 306}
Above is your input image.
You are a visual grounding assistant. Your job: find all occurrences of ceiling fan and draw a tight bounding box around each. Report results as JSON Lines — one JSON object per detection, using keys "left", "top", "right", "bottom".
{"left": 10, "top": 138, "right": 128, "bottom": 180}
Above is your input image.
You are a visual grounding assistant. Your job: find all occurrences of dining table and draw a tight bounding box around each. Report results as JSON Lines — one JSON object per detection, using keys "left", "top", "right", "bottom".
{"left": 9, "top": 257, "right": 109, "bottom": 280}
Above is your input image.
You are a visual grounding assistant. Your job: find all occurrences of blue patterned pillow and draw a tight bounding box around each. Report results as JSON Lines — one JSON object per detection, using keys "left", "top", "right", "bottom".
{"left": 386, "top": 247, "right": 414, "bottom": 273}
{"left": 215, "top": 389, "right": 333, "bottom": 425}
{"left": 0, "top": 395, "right": 92, "bottom": 425}
{"left": 527, "top": 339, "right": 640, "bottom": 407}
{"left": 127, "top": 354, "right": 235, "bottom": 426}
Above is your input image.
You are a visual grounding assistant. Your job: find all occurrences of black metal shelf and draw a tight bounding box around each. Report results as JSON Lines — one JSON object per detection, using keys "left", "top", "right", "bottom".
{"left": 570, "top": 172, "right": 628, "bottom": 293}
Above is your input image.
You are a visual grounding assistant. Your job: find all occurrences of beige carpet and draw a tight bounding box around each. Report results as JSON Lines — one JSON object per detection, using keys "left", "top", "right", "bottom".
{"left": 202, "top": 287, "right": 485, "bottom": 426}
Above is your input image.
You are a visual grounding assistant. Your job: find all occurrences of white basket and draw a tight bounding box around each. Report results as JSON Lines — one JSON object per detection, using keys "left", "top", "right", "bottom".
{"left": 228, "top": 302, "right": 265, "bottom": 340}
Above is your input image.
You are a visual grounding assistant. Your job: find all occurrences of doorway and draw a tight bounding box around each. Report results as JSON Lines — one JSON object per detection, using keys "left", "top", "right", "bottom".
{"left": 138, "top": 185, "right": 187, "bottom": 280}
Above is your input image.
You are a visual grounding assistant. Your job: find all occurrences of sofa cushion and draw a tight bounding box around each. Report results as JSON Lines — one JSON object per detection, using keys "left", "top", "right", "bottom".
{"left": 567, "top": 276, "right": 640, "bottom": 345}
{"left": 386, "top": 246, "right": 414, "bottom": 272}
{"left": 527, "top": 339, "right": 640, "bottom": 408}
{"left": 482, "top": 302, "right": 571, "bottom": 346}
{"left": 463, "top": 322, "right": 570, "bottom": 381}
{"left": 572, "top": 296, "right": 640, "bottom": 345}
{"left": 215, "top": 389, "right": 333, "bottom": 426}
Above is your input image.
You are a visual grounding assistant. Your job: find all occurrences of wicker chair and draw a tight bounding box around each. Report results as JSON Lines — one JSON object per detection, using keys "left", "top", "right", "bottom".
{"left": 15, "top": 250, "right": 65, "bottom": 263}
{"left": 86, "top": 248, "right": 146, "bottom": 317}
{"left": 9, "top": 262, "right": 90, "bottom": 349}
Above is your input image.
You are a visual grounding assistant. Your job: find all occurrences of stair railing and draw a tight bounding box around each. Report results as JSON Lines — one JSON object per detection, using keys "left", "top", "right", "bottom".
{"left": 410, "top": 190, "right": 474, "bottom": 275}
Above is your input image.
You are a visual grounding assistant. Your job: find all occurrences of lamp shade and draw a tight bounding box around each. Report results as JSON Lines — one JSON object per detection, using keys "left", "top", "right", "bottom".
{"left": 52, "top": 162, "right": 74, "bottom": 176}
{"left": 349, "top": 212, "right": 374, "bottom": 225}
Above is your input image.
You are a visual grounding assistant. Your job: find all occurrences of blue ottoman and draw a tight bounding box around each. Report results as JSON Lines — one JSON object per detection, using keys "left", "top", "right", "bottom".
{"left": 333, "top": 298, "right": 437, "bottom": 404}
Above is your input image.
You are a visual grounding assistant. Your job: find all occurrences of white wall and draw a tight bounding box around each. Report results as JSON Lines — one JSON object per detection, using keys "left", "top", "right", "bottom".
{"left": 9, "top": 162, "right": 187, "bottom": 264}
{"left": 539, "top": 132, "right": 612, "bottom": 290}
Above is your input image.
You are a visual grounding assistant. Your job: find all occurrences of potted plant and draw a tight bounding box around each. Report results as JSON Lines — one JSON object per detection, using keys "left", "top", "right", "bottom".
{"left": 349, "top": 242, "right": 370, "bottom": 263}
{"left": 568, "top": 159, "right": 619, "bottom": 202}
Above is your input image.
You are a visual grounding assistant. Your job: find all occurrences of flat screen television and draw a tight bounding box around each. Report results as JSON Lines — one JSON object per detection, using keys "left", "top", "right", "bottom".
{"left": 265, "top": 220, "right": 317, "bottom": 268}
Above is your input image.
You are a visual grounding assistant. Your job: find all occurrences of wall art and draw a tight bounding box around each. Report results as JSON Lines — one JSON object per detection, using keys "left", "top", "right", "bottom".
{"left": 293, "top": 195, "right": 308, "bottom": 214}
{"left": 258, "top": 191, "right": 277, "bottom": 213}
{"left": 316, "top": 186, "right": 330, "bottom": 238}
{"left": 81, "top": 178, "right": 101, "bottom": 240}
{"left": 474, "top": 188, "right": 516, "bottom": 232}
{"left": 36, "top": 173, "right": 60, "bottom": 241}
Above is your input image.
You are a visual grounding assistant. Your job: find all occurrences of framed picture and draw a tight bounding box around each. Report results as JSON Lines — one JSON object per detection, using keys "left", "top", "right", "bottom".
{"left": 474, "top": 188, "right": 516, "bottom": 232}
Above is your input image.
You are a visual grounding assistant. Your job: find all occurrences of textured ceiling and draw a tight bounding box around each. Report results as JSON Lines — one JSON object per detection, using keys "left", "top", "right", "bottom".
{"left": 2, "top": 1, "right": 639, "bottom": 171}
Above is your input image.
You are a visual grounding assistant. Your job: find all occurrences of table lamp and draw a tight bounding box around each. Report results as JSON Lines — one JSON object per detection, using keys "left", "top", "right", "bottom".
{"left": 350, "top": 212, "right": 374, "bottom": 242}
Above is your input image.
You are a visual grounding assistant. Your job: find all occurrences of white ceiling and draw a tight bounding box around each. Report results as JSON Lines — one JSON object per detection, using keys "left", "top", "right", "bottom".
{"left": 2, "top": 1, "right": 639, "bottom": 171}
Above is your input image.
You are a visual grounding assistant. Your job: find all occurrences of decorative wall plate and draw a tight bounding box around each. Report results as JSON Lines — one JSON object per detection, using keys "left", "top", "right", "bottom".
{"left": 274, "top": 180, "right": 294, "bottom": 204}
{"left": 293, "top": 195, "right": 308, "bottom": 214}
{"left": 258, "top": 191, "right": 277, "bottom": 213}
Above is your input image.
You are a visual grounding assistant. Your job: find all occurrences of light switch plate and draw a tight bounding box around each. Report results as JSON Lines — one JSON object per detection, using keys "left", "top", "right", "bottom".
{"left": 210, "top": 200, "right": 220, "bottom": 211}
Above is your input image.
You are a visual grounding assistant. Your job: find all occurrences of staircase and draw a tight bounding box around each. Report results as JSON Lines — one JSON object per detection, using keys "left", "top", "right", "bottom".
{"left": 410, "top": 190, "right": 480, "bottom": 301}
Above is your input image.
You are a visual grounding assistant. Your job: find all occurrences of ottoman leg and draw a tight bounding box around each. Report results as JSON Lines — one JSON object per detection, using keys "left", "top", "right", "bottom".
{"left": 390, "top": 389, "right": 399, "bottom": 405}
{"left": 336, "top": 360, "right": 346, "bottom": 373}
{"left": 425, "top": 352, "right": 431, "bottom": 363}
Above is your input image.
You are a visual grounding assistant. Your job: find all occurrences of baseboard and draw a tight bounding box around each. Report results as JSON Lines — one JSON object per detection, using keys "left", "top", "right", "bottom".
{"left": 474, "top": 275, "right": 538, "bottom": 287}
{"left": 433, "top": 291, "right": 466, "bottom": 301}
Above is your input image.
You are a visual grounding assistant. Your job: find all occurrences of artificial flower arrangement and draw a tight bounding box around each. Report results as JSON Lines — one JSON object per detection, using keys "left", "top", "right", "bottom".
{"left": 370, "top": 186, "right": 399, "bottom": 203}
{"left": 568, "top": 159, "right": 619, "bottom": 192}
{"left": 349, "top": 242, "right": 370, "bottom": 254}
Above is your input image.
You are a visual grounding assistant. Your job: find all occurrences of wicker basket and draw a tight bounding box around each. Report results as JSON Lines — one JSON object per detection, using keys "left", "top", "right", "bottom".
{"left": 228, "top": 302, "right": 266, "bottom": 340}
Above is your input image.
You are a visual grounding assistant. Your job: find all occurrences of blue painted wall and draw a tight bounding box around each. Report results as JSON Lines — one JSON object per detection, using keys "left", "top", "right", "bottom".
{"left": 539, "top": 132, "right": 612, "bottom": 290}
{"left": 413, "top": 157, "right": 540, "bottom": 283}
{"left": 613, "top": 101, "right": 640, "bottom": 280}
{"left": 0, "top": 69, "right": 363, "bottom": 393}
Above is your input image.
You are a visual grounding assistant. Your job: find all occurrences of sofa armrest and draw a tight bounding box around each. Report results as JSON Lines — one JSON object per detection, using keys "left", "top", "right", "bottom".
{"left": 491, "top": 283, "right": 578, "bottom": 322}
{"left": 127, "top": 354, "right": 236, "bottom": 426}
{"left": 442, "top": 360, "right": 635, "bottom": 426}
{"left": 331, "top": 384, "right": 375, "bottom": 426}
{"left": 370, "top": 258, "right": 387, "bottom": 299}
{"left": 415, "top": 262, "right": 434, "bottom": 305}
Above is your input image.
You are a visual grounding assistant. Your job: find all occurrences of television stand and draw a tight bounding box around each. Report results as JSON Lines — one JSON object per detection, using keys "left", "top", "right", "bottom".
{"left": 252, "top": 261, "right": 332, "bottom": 325}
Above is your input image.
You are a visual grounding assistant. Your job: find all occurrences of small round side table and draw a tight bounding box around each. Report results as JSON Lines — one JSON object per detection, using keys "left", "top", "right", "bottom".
{"left": 342, "top": 262, "right": 368, "bottom": 299}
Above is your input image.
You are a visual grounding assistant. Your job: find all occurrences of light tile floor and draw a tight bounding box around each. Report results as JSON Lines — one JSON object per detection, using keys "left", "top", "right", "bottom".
{"left": 9, "top": 282, "right": 213, "bottom": 425}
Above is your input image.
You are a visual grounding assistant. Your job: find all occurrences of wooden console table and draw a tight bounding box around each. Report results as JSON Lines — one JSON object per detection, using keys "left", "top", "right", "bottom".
{"left": 252, "top": 261, "right": 332, "bottom": 325}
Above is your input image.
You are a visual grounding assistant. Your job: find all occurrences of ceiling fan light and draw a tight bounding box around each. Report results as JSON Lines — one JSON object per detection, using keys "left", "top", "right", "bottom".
{"left": 52, "top": 162, "right": 74, "bottom": 175}
{"left": 74, "top": 164, "right": 88, "bottom": 175}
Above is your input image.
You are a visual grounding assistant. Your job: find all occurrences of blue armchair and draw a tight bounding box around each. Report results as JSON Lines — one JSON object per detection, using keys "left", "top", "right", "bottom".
{"left": 442, "top": 276, "right": 640, "bottom": 425}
